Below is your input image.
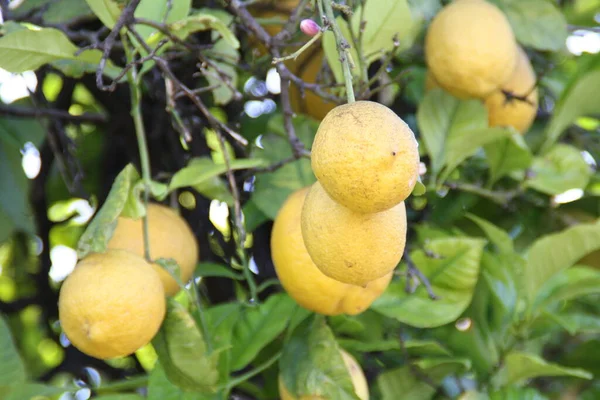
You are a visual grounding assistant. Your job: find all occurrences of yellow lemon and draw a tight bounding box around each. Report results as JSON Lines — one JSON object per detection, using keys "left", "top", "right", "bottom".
{"left": 310, "top": 100, "right": 420, "bottom": 213}
{"left": 107, "top": 203, "right": 199, "bottom": 296}
{"left": 425, "top": 0, "right": 518, "bottom": 98}
{"left": 279, "top": 349, "right": 369, "bottom": 400}
{"left": 301, "top": 182, "right": 407, "bottom": 287}
{"left": 484, "top": 47, "right": 538, "bottom": 134}
{"left": 58, "top": 249, "right": 166, "bottom": 360}
{"left": 271, "top": 188, "right": 393, "bottom": 315}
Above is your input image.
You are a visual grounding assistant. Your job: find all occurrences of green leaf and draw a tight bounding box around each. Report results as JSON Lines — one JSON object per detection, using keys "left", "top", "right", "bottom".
{"left": 554, "top": 313, "right": 600, "bottom": 334}
{"left": 493, "top": 0, "right": 567, "bottom": 51}
{"left": 205, "top": 37, "right": 240, "bottom": 105}
{"left": 0, "top": 315, "right": 26, "bottom": 388}
{"left": 242, "top": 200, "right": 269, "bottom": 233}
{"left": 3, "top": 383, "right": 65, "bottom": 400}
{"left": 484, "top": 134, "right": 533, "bottom": 185}
{"left": 372, "top": 238, "right": 485, "bottom": 328}
{"left": 230, "top": 293, "right": 297, "bottom": 371}
{"left": 352, "top": 0, "right": 415, "bottom": 62}
{"left": 493, "top": 352, "right": 592, "bottom": 386}
{"left": 94, "top": 395, "right": 145, "bottom": 400}
{"left": 480, "top": 252, "right": 521, "bottom": 329}
{"left": 195, "top": 263, "right": 243, "bottom": 280}
{"left": 322, "top": 18, "right": 362, "bottom": 84}
{"left": 51, "top": 49, "right": 121, "bottom": 79}
{"left": 489, "top": 387, "right": 549, "bottom": 400}
{"left": 135, "top": 0, "right": 191, "bottom": 41}
{"left": 42, "top": 0, "right": 94, "bottom": 24}
{"left": 412, "top": 357, "right": 471, "bottom": 379}
{"left": 280, "top": 315, "right": 359, "bottom": 400}
{"left": 168, "top": 157, "right": 266, "bottom": 192}
{"left": 543, "top": 69, "right": 600, "bottom": 151}
{"left": 534, "top": 266, "right": 600, "bottom": 309}
{"left": 77, "top": 164, "right": 141, "bottom": 259}
{"left": 168, "top": 13, "right": 239, "bottom": 49}
{"left": 205, "top": 303, "right": 241, "bottom": 380}
{"left": 466, "top": 214, "right": 514, "bottom": 254}
{"left": 152, "top": 299, "right": 219, "bottom": 393}
{"left": 523, "top": 144, "right": 592, "bottom": 195}
{"left": 378, "top": 366, "right": 436, "bottom": 400}
{"left": 85, "top": 0, "right": 122, "bottom": 28}
{"left": 523, "top": 219, "right": 600, "bottom": 303}
{"left": 148, "top": 362, "right": 217, "bottom": 400}
{"left": 0, "top": 27, "right": 117, "bottom": 74}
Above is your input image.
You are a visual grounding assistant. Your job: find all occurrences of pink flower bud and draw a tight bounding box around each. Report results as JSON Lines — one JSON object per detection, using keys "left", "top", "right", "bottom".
{"left": 300, "top": 19, "right": 320, "bottom": 36}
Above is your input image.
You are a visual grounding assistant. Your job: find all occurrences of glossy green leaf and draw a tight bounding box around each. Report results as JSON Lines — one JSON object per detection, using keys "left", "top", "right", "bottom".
{"left": 148, "top": 363, "right": 217, "bottom": 400}
{"left": 0, "top": 315, "right": 26, "bottom": 388}
{"left": 195, "top": 263, "right": 244, "bottom": 280}
{"left": 85, "top": 0, "right": 122, "bottom": 28}
{"left": 543, "top": 68, "right": 600, "bottom": 151}
{"left": 378, "top": 366, "right": 436, "bottom": 400}
{"left": 534, "top": 266, "right": 600, "bottom": 309}
{"left": 135, "top": 0, "right": 191, "bottom": 41}
{"left": 466, "top": 214, "right": 514, "bottom": 254}
{"left": 372, "top": 238, "right": 485, "bottom": 328}
{"left": 168, "top": 13, "right": 239, "bottom": 49}
{"left": 152, "top": 299, "right": 219, "bottom": 393}
{"left": 280, "top": 315, "right": 359, "bottom": 400}
{"left": 524, "top": 144, "right": 592, "bottom": 195}
{"left": 493, "top": 0, "right": 568, "bottom": 51}
{"left": 206, "top": 303, "right": 242, "bottom": 379}
{"left": 523, "top": 219, "right": 600, "bottom": 303}
{"left": 77, "top": 164, "right": 141, "bottom": 259}
{"left": 480, "top": 252, "right": 521, "bottom": 329}
{"left": 493, "top": 352, "right": 592, "bottom": 386}
{"left": 205, "top": 38, "right": 240, "bottom": 105}
{"left": 230, "top": 293, "right": 297, "bottom": 371}
{"left": 484, "top": 134, "right": 533, "bottom": 185}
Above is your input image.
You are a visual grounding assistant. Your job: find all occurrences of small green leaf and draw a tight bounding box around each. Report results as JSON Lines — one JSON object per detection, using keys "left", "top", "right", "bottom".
{"left": 372, "top": 238, "right": 485, "bottom": 328}
{"left": 378, "top": 366, "right": 436, "bottom": 400}
{"left": 94, "top": 395, "right": 145, "bottom": 400}
{"left": 206, "top": 303, "right": 242, "bottom": 380}
{"left": 534, "top": 266, "right": 600, "bottom": 309}
{"left": 204, "top": 38, "right": 240, "bottom": 105}
{"left": 3, "top": 383, "right": 65, "bottom": 400}
{"left": 230, "top": 293, "right": 297, "bottom": 371}
{"left": 134, "top": 0, "right": 191, "bottom": 41}
{"left": 466, "top": 214, "right": 514, "bottom": 254}
{"left": 523, "top": 219, "right": 600, "bottom": 302}
{"left": 493, "top": 0, "right": 567, "bottom": 51}
{"left": 0, "top": 315, "right": 26, "bottom": 388}
{"left": 489, "top": 387, "right": 549, "bottom": 400}
{"left": 85, "top": 0, "right": 122, "bottom": 29}
{"left": 148, "top": 362, "right": 217, "bottom": 400}
{"left": 280, "top": 315, "right": 359, "bottom": 400}
{"left": 493, "top": 352, "right": 592, "bottom": 386}
{"left": 523, "top": 144, "right": 592, "bottom": 195}
{"left": 543, "top": 69, "right": 600, "bottom": 151}
{"left": 152, "top": 299, "right": 219, "bottom": 392}
{"left": 195, "top": 263, "right": 244, "bottom": 280}
{"left": 77, "top": 164, "right": 141, "bottom": 259}
{"left": 484, "top": 134, "right": 533, "bottom": 185}
{"left": 169, "top": 13, "right": 239, "bottom": 49}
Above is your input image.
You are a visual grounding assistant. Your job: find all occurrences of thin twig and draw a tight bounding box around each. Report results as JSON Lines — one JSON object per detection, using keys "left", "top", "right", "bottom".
{"left": 403, "top": 250, "right": 438, "bottom": 300}
{"left": 0, "top": 104, "right": 106, "bottom": 123}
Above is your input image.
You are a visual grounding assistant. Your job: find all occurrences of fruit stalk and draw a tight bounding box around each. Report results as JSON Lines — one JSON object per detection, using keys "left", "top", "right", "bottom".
{"left": 123, "top": 34, "right": 152, "bottom": 262}
{"left": 319, "top": 0, "right": 356, "bottom": 103}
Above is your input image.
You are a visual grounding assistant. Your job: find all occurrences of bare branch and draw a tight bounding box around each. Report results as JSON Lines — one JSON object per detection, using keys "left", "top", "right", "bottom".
{"left": 0, "top": 104, "right": 106, "bottom": 124}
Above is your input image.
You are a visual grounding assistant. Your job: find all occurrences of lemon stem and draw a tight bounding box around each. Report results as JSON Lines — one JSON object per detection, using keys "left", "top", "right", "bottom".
{"left": 272, "top": 30, "right": 323, "bottom": 64}
{"left": 123, "top": 34, "right": 152, "bottom": 262}
{"left": 319, "top": 0, "right": 356, "bottom": 103}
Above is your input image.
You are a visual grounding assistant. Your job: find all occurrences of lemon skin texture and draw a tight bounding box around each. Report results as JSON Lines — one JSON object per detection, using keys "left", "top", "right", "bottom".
{"left": 484, "top": 47, "right": 538, "bottom": 134}
{"left": 301, "top": 182, "right": 407, "bottom": 287}
{"left": 107, "top": 203, "right": 199, "bottom": 296}
{"left": 58, "top": 249, "right": 166, "bottom": 360}
{"left": 279, "top": 349, "right": 369, "bottom": 400}
{"left": 310, "top": 101, "right": 420, "bottom": 214}
{"left": 271, "top": 188, "right": 393, "bottom": 316}
{"left": 425, "top": 0, "right": 518, "bottom": 98}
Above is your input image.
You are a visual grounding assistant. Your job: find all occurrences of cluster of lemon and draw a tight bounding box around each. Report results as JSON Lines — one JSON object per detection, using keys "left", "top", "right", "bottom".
{"left": 424, "top": 0, "right": 539, "bottom": 134}
{"left": 58, "top": 204, "right": 198, "bottom": 360}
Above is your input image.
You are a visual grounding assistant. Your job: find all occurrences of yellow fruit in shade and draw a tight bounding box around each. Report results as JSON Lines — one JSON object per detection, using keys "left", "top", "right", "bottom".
{"left": 271, "top": 188, "right": 394, "bottom": 316}
{"left": 301, "top": 182, "right": 407, "bottom": 287}
{"left": 425, "top": 0, "right": 518, "bottom": 98}
{"left": 310, "top": 100, "right": 420, "bottom": 213}
{"left": 279, "top": 349, "right": 369, "bottom": 400}
{"left": 107, "top": 203, "right": 199, "bottom": 296}
{"left": 484, "top": 47, "right": 538, "bottom": 134}
{"left": 58, "top": 250, "right": 166, "bottom": 360}
{"left": 289, "top": 47, "right": 338, "bottom": 121}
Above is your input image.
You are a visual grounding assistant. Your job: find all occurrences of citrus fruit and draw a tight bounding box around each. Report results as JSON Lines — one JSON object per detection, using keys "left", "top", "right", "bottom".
{"left": 58, "top": 249, "right": 166, "bottom": 360}
{"left": 301, "top": 182, "right": 407, "bottom": 287}
{"left": 107, "top": 203, "right": 199, "bottom": 296}
{"left": 310, "top": 100, "right": 420, "bottom": 213}
{"left": 484, "top": 46, "right": 538, "bottom": 134}
{"left": 425, "top": 0, "right": 518, "bottom": 98}
{"left": 271, "top": 187, "right": 393, "bottom": 315}
{"left": 279, "top": 349, "right": 369, "bottom": 400}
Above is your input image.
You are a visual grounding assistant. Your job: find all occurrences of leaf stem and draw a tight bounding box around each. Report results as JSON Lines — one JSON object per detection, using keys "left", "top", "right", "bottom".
{"left": 123, "top": 33, "right": 152, "bottom": 262}
{"left": 272, "top": 31, "right": 323, "bottom": 64}
{"left": 319, "top": 0, "right": 356, "bottom": 103}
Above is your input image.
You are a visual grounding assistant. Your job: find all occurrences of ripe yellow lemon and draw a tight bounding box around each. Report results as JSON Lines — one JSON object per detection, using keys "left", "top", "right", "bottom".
{"left": 310, "top": 101, "right": 420, "bottom": 214}
{"left": 58, "top": 249, "right": 166, "bottom": 360}
{"left": 279, "top": 349, "right": 369, "bottom": 400}
{"left": 484, "top": 47, "right": 538, "bottom": 134}
{"left": 425, "top": 0, "right": 518, "bottom": 98}
{"left": 301, "top": 182, "right": 407, "bottom": 287}
{"left": 107, "top": 203, "right": 199, "bottom": 296}
{"left": 271, "top": 188, "right": 393, "bottom": 316}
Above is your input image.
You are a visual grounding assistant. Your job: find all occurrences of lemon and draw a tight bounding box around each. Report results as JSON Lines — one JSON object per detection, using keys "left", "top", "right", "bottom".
{"left": 279, "top": 349, "right": 369, "bottom": 400}
{"left": 425, "top": 0, "right": 518, "bottom": 98}
{"left": 58, "top": 249, "right": 166, "bottom": 360}
{"left": 271, "top": 188, "right": 393, "bottom": 315}
{"left": 107, "top": 203, "right": 199, "bottom": 296}
{"left": 301, "top": 182, "right": 406, "bottom": 287}
{"left": 310, "top": 101, "right": 420, "bottom": 214}
{"left": 484, "top": 47, "right": 538, "bottom": 134}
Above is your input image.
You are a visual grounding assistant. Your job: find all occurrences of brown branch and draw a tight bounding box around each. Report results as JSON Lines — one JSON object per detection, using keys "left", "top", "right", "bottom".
{"left": 403, "top": 250, "right": 438, "bottom": 300}
{"left": 0, "top": 104, "right": 107, "bottom": 124}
